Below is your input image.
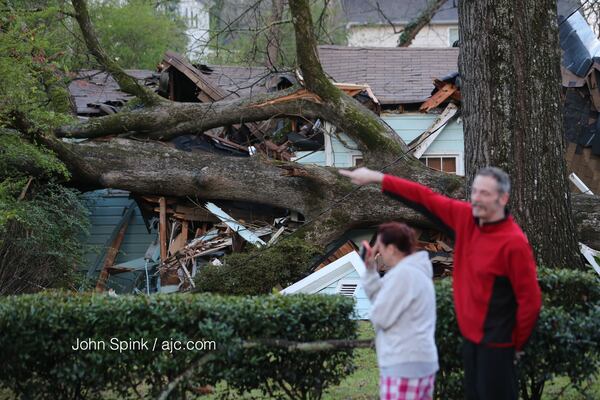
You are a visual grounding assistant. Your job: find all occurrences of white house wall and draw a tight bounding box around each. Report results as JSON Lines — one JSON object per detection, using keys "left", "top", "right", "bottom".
{"left": 347, "top": 24, "right": 458, "bottom": 48}
{"left": 177, "top": 0, "right": 211, "bottom": 60}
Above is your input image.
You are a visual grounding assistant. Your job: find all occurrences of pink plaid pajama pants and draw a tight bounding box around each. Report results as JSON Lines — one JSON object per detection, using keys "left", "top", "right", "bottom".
{"left": 379, "top": 374, "right": 435, "bottom": 400}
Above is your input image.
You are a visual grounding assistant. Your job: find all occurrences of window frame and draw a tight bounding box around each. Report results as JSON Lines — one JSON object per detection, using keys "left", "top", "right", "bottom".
{"left": 419, "top": 153, "right": 463, "bottom": 175}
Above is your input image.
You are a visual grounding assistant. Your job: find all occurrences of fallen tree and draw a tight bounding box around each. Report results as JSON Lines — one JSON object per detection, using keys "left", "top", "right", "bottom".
{"left": 36, "top": 0, "right": 600, "bottom": 257}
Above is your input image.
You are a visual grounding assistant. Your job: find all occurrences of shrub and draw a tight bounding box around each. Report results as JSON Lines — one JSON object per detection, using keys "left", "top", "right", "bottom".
{"left": 0, "top": 131, "right": 89, "bottom": 294}
{"left": 194, "top": 237, "right": 322, "bottom": 295}
{"left": 0, "top": 291, "right": 356, "bottom": 399}
{"left": 434, "top": 267, "right": 600, "bottom": 400}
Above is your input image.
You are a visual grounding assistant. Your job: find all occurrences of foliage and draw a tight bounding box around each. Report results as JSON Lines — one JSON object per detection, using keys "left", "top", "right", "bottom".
{"left": 0, "top": 291, "right": 356, "bottom": 399}
{"left": 194, "top": 237, "right": 322, "bottom": 295}
{"left": 0, "top": 0, "right": 186, "bottom": 134}
{"left": 206, "top": 0, "right": 347, "bottom": 66}
{"left": 90, "top": 0, "right": 188, "bottom": 69}
{"left": 432, "top": 278, "right": 463, "bottom": 398}
{"left": 0, "top": 132, "right": 69, "bottom": 181}
{"left": 0, "top": 1, "right": 78, "bottom": 132}
{"left": 434, "top": 267, "right": 600, "bottom": 400}
{"left": 0, "top": 131, "right": 89, "bottom": 294}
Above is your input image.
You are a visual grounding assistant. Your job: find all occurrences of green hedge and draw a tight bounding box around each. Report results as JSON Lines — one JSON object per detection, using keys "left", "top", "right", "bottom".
{"left": 434, "top": 267, "right": 600, "bottom": 400}
{"left": 0, "top": 292, "right": 356, "bottom": 399}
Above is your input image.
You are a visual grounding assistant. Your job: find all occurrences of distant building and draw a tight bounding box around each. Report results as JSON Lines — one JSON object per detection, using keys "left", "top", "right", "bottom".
{"left": 341, "top": 0, "right": 580, "bottom": 48}
{"left": 176, "top": 0, "right": 211, "bottom": 60}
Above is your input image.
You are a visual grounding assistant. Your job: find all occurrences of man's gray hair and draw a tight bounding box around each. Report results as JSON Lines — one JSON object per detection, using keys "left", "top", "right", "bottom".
{"left": 476, "top": 167, "right": 511, "bottom": 194}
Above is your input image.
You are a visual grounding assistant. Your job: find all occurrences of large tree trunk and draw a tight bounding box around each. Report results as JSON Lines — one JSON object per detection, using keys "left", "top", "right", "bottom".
{"left": 459, "top": 0, "right": 583, "bottom": 267}
{"left": 44, "top": 137, "right": 600, "bottom": 250}
{"left": 44, "top": 137, "right": 463, "bottom": 246}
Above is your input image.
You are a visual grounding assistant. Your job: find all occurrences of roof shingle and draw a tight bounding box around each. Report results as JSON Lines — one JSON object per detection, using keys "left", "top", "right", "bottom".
{"left": 319, "top": 45, "right": 459, "bottom": 104}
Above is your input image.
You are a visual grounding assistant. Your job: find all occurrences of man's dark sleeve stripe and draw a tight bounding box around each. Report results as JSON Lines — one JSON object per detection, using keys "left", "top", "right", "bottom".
{"left": 383, "top": 190, "right": 455, "bottom": 239}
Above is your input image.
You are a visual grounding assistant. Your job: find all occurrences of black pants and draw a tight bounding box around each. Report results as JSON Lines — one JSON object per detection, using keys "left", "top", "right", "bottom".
{"left": 462, "top": 339, "right": 518, "bottom": 400}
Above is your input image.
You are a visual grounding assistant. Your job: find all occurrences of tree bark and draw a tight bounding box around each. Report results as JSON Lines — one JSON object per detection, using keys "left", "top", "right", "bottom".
{"left": 459, "top": 0, "right": 583, "bottom": 267}
{"left": 397, "top": 0, "right": 448, "bottom": 47}
{"left": 44, "top": 137, "right": 600, "bottom": 249}
{"left": 266, "top": 0, "right": 284, "bottom": 69}
{"left": 44, "top": 137, "right": 463, "bottom": 246}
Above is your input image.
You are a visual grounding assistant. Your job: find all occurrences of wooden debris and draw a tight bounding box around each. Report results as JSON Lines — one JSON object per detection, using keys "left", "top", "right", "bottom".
{"left": 96, "top": 204, "right": 135, "bottom": 292}
{"left": 204, "top": 202, "right": 267, "bottom": 247}
{"left": 316, "top": 240, "right": 358, "bottom": 271}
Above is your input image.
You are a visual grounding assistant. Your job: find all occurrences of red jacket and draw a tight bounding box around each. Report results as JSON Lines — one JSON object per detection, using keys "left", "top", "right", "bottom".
{"left": 382, "top": 174, "right": 542, "bottom": 350}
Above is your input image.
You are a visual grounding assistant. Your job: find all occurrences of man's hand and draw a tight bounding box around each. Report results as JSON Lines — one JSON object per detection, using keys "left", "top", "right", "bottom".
{"left": 339, "top": 167, "right": 384, "bottom": 186}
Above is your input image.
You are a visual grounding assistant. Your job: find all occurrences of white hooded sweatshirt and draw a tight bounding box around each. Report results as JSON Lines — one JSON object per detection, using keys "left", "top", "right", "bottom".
{"left": 361, "top": 250, "right": 439, "bottom": 378}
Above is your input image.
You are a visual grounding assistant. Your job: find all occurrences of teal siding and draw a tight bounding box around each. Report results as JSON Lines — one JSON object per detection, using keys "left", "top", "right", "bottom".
{"left": 383, "top": 114, "right": 443, "bottom": 143}
{"left": 330, "top": 135, "right": 362, "bottom": 168}
{"left": 424, "top": 119, "right": 464, "bottom": 155}
{"left": 293, "top": 151, "right": 326, "bottom": 166}
{"left": 382, "top": 113, "right": 464, "bottom": 157}
{"left": 80, "top": 190, "right": 156, "bottom": 278}
{"left": 295, "top": 113, "right": 464, "bottom": 173}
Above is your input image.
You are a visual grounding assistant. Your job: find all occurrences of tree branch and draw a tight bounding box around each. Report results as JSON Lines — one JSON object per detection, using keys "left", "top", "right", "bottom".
{"left": 71, "top": 0, "right": 163, "bottom": 106}
{"left": 56, "top": 88, "right": 321, "bottom": 140}
{"left": 289, "top": 0, "right": 406, "bottom": 162}
{"left": 397, "top": 0, "right": 447, "bottom": 47}
{"left": 243, "top": 338, "right": 374, "bottom": 351}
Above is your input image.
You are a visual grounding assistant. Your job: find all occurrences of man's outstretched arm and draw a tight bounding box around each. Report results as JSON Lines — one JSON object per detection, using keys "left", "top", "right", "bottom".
{"left": 339, "top": 168, "right": 469, "bottom": 231}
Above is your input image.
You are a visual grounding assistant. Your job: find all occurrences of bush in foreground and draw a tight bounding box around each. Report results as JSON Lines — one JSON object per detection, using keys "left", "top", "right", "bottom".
{"left": 0, "top": 292, "right": 356, "bottom": 399}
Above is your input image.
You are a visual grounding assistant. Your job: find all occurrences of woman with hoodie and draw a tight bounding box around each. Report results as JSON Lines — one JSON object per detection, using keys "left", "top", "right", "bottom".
{"left": 361, "top": 222, "right": 438, "bottom": 400}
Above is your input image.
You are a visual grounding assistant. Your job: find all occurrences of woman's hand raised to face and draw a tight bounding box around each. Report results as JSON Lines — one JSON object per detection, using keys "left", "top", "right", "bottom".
{"left": 362, "top": 240, "right": 379, "bottom": 270}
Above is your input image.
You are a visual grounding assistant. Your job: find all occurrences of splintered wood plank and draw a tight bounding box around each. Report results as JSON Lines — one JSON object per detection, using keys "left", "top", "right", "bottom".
{"left": 95, "top": 212, "right": 132, "bottom": 292}
{"left": 182, "top": 220, "right": 189, "bottom": 242}
{"left": 419, "top": 82, "right": 458, "bottom": 112}
{"left": 159, "top": 197, "right": 168, "bottom": 262}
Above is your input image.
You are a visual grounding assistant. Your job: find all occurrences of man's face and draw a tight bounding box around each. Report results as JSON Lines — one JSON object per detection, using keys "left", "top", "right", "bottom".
{"left": 470, "top": 175, "right": 509, "bottom": 220}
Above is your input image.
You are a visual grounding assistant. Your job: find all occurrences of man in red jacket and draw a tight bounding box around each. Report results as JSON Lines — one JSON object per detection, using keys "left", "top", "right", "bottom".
{"left": 340, "top": 166, "right": 542, "bottom": 400}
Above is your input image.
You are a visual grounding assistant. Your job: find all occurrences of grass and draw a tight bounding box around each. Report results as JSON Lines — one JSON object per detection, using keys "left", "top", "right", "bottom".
{"left": 321, "top": 322, "right": 378, "bottom": 400}
{"left": 321, "top": 321, "right": 600, "bottom": 400}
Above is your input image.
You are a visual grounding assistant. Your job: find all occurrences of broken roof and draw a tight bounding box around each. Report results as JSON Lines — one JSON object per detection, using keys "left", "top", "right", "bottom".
{"left": 342, "top": 0, "right": 580, "bottom": 26}
{"left": 560, "top": 11, "right": 600, "bottom": 78}
{"left": 318, "top": 45, "right": 458, "bottom": 105}
{"left": 69, "top": 70, "right": 156, "bottom": 116}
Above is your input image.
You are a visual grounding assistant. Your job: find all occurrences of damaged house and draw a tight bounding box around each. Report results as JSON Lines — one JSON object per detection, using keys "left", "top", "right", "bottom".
{"left": 72, "top": 5, "right": 600, "bottom": 298}
{"left": 71, "top": 48, "right": 457, "bottom": 297}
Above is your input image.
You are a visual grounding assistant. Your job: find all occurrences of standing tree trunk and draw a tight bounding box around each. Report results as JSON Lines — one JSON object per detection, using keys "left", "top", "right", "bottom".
{"left": 459, "top": 0, "right": 582, "bottom": 268}
{"left": 266, "top": 0, "right": 284, "bottom": 69}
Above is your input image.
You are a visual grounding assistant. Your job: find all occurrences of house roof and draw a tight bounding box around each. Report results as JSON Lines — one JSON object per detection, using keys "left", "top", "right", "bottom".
{"left": 281, "top": 251, "right": 366, "bottom": 295}
{"left": 342, "top": 0, "right": 580, "bottom": 26}
{"left": 71, "top": 47, "right": 457, "bottom": 109}
{"left": 560, "top": 11, "right": 600, "bottom": 77}
{"left": 202, "top": 65, "right": 274, "bottom": 98}
{"left": 68, "top": 70, "right": 157, "bottom": 116}
{"left": 318, "top": 45, "right": 458, "bottom": 104}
